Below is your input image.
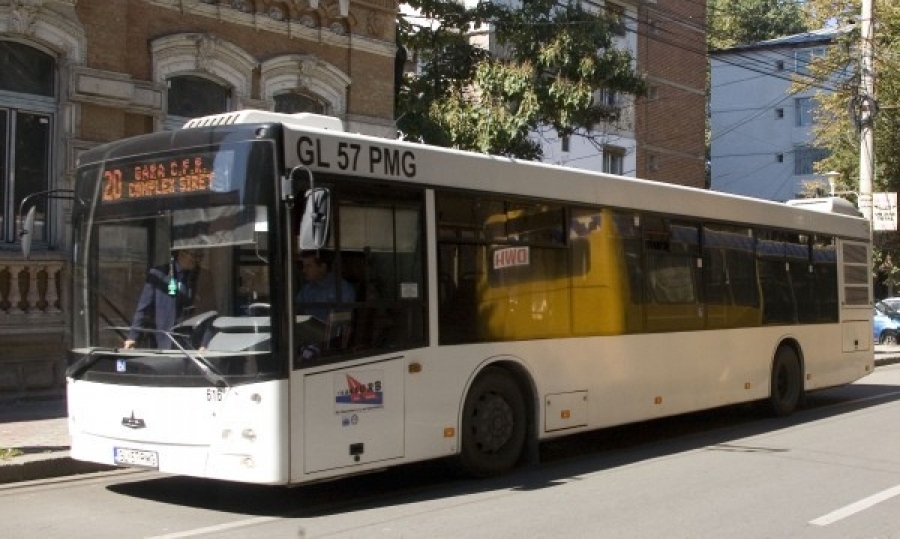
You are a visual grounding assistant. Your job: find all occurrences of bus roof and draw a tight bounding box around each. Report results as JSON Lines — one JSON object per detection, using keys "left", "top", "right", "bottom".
{"left": 182, "top": 110, "right": 344, "bottom": 131}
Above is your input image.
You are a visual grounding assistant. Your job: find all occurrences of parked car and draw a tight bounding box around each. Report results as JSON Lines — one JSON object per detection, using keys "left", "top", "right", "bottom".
{"left": 874, "top": 303, "right": 900, "bottom": 345}
{"left": 879, "top": 297, "right": 900, "bottom": 313}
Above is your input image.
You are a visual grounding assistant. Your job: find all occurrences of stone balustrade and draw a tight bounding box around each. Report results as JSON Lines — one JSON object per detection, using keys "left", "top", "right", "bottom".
{"left": 0, "top": 260, "right": 64, "bottom": 318}
{"left": 0, "top": 254, "right": 68, "bottom": 400}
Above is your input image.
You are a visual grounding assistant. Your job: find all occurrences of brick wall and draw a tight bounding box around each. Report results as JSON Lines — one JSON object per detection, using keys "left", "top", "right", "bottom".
{"left": 635, "top": 0, "right": 707, "bottom": 188}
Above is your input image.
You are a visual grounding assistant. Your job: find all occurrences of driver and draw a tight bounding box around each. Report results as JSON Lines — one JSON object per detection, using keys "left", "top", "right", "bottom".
{"left": 123, "top": 249, "right": 203, "bottom": 349}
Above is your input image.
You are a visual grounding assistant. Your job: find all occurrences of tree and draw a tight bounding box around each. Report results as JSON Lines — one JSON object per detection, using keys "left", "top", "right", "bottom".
{"left": 801, "top": 1, "right": 900, "bottom": 292}
{"left": 707, "top": 0, "right": 808, "bottom": 50}
{"left": 397, "top": 0, "right": 645, "bottom": 159}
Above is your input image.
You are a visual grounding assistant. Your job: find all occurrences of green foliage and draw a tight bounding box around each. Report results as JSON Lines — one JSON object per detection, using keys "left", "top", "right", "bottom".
{"left": 708, "top": 0, "right": 808, "bottom": 50}
{"left": 802, "top": 1, "right": 900, "bottom": 289}
{"left": 0, "top": 448, "right": 23, "bottom": 460}
{"left": 398, "top": 0, "right": 645, "bottom": 158}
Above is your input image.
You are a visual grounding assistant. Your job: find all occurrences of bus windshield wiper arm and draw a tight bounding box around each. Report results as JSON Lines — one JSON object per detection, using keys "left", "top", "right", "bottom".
{"left": 165, "top": 334, "right": 230, "bottom": 389}
{"left": 104, "top": 327, "right": 230, "bottom": 388}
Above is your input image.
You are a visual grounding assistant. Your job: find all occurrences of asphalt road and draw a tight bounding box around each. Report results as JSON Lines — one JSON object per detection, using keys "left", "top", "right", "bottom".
{"left": 6, "top": 364, "right": 900, "bottom": 538}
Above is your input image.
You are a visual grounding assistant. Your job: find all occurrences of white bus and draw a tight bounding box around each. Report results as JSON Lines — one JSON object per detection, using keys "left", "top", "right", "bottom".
{"left": 63, "top": 110, "right": 873, "bottom": 485}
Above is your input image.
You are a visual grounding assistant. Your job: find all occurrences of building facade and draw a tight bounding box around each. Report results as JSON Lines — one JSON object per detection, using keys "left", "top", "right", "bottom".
{"left": 0, "top": 0, "right": 397, "bottom": 399}
{"left": 710, "top": 29, "right": 840, "bottom": 201}
{"left": 526, "top": 0, "right": 706, "bottom": 188}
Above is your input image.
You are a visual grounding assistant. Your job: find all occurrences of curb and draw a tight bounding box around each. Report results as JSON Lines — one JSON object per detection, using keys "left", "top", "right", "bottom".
{"left": 0, "top": 452, "right": 115, "bottom": 485}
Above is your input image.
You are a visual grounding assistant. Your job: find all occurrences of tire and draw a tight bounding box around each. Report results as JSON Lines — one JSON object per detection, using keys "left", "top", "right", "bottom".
{"left": 459, "top": 367, "right": 528, "bottom": 478}
{"left": 768, "top": 346, "right": 802, "bottom": 417}
{"left": 881, "top": 331, "right": 899, "bottom": 346}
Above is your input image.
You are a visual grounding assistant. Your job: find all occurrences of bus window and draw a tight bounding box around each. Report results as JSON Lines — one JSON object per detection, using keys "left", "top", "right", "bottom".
{"left": 703, "top": 224, "right": 759, "bottom": 329}
{"left": 293, "top": 187, "right": 426, "bottom": 365}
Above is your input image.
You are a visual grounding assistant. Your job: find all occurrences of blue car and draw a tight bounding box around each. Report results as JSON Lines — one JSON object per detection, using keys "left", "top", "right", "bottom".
{"left": 874, "top": 303, "right": 900, "bottom": 345}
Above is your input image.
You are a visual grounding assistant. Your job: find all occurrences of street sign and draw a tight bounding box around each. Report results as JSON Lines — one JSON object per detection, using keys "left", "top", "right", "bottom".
{"left": 873, "top": 192, "right": 897, "bottom": 231}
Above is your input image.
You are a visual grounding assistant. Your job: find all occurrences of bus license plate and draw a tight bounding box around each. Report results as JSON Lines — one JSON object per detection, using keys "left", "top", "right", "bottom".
{"left": 114, "top": 447, "right": 158, "bottom": 469}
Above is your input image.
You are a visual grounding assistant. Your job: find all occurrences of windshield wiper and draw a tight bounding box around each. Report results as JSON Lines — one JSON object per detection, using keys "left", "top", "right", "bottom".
{"left": 102, "top": 327, "right": 230, "bottom": 388}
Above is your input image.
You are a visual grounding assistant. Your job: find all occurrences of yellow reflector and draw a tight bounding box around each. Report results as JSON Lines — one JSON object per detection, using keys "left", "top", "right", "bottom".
{"left": 561, "top": 410, "right": 571, "bottom": 419}
{"left": 444, "top": 427, "right": 455, "bottom": 438}
{"left": 654, "top": 396, "right": 663, "bottom": 405}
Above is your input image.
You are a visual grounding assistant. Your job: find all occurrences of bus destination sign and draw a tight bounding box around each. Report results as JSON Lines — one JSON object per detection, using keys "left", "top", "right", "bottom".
{"left": 101, "top": 155, "right": 215, "bottom": 203}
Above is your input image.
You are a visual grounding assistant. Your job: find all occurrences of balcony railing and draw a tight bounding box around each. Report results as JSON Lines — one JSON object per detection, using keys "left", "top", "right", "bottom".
{"left": 0, "top": 260, "right": 65, "bottom": 319}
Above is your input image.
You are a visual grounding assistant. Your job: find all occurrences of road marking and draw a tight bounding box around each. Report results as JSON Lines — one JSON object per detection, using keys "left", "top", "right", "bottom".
{"left": 146, "top": 516, "right": 279, "bottom": 538}
{"left": 810, "top": 484, "right": 900, "bottom": 526}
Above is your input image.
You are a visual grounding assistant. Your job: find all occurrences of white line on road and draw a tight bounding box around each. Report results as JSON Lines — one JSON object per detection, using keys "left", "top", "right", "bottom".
{"left": 810, "top": 484, "right": 900, "bottom": 526}
{"left": 146, "top": 516, "right": 279, "bottom": 538}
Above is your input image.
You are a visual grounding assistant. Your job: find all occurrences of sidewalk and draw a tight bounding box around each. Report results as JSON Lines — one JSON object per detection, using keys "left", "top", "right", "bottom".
{"left": 0, "top": 398, "right": 112, "bottom": 484}
{"left": 3, "top": 347, "right": 900, "bottom": 485}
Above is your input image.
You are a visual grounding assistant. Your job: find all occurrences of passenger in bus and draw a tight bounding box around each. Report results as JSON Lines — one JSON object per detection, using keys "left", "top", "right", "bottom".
{"left": 295, "top": 250, "right": 356, "bottom": 359}
{"left": 123, "top": 249, "right": 203, "bottom": 350}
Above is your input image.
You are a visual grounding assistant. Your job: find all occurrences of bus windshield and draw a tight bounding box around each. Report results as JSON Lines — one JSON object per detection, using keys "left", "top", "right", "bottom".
{"left": 70, "top": 136, "right": 282, "bottom": 386}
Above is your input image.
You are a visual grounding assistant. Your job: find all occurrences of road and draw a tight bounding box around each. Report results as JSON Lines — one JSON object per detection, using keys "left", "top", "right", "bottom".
{"left": 6, "top": 364, "right": 900, "bottom": 539}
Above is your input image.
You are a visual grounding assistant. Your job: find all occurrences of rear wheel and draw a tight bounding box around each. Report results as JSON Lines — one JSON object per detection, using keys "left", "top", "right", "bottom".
{"left": 459, "top": 367, "right": 527, "bottom": 477}
{"left": 769, "top": 346, "right": 802, "bottom": 416}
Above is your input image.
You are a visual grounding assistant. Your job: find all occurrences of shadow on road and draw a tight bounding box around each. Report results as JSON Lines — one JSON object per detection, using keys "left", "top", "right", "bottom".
{"left": 106, "top": 381, "right": 900, "bottom": 518}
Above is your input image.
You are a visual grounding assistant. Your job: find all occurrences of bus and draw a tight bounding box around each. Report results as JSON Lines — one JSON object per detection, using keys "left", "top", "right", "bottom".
{"left": 61, "top": 110, "right": 873, "bottom": 485}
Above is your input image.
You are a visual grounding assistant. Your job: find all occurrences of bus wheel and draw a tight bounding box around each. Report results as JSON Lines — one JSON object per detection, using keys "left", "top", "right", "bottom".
{"left": 769, "top": 346, "right": 802, "bottom": 416}
{"left": 459, "top": 367, "right": 527, "bottom": 477}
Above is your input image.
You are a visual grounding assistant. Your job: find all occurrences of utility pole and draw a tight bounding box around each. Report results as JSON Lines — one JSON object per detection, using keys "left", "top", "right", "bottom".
{"left": 859, "top": 0, "right": 875, "bottom": 223}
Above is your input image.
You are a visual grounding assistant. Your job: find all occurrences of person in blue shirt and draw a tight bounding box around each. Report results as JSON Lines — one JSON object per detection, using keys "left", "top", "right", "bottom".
{"left": 123, "top": 249, "right": 202, "bottom": 349}
{"left": 296, "top": 250, "right": 355, "bottom": 322}
{"left": 295, "top": 251, "right": 355, "bottom": 359}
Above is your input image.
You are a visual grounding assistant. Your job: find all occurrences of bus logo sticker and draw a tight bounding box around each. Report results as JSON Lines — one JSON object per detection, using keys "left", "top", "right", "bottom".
{"left": 121, "top": 411, "right": 146, "bottom": 429}
{"left": 493, "top": 246, "right": 530, "bottom": 269}
{"left": 334, "top": 371, "right": 384, "bottom": 414}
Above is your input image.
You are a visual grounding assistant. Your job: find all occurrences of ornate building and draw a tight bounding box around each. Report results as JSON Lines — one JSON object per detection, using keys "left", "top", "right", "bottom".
{"left": 0, "top": 0, "right": 398, "bottom": 399}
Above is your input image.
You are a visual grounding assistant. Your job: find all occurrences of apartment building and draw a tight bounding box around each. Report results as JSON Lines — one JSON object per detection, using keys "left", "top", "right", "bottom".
{"left": 710, "top": 28, "right": 841, "bottom": 201}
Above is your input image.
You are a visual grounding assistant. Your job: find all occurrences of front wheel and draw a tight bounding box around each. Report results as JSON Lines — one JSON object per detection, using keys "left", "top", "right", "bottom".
{"left": 459, "top": 367, "right": 527, "bottom": 478}
{"left": 768, "top": 346, "right": 802, "bottom": 417}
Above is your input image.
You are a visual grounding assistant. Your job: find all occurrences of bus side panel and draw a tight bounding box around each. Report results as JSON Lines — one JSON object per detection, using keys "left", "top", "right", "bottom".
{"left": 291, "top": 356, "right": 407, "bottom": 479}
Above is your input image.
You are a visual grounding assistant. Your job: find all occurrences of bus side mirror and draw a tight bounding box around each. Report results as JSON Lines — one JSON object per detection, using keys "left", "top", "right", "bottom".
{"left": 20, "top": 205, "right": 36, "bottom": 260}
{"left": 298, "top": 187, "right": 331, "bottom": 250}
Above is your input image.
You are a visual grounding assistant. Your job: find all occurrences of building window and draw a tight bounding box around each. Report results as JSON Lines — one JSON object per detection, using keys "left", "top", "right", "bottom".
{"left": 0, "top": 41, "right": 55, "bottom": 96}
{"left": 775, "top": 60, "right": 785, "bottom": 71}
{"left": 775, "top": 108, "right": 784, "bottom": 119}
{"left": 648, "top": 154, "right": 659, "bottom": 171}
{"left": 794, "top": 48, "right": 824, "bottom": 76}
{"left": 603, "top": 146, "right": 625, "bottom": 175}
{"left": 794, "top": 97, "right": 817, "bottom": 127}
{"left": 168, "top": 75, "right": 230, "bottom": 120}
{"left": 260, "top": 55, "right": 351, "bottom": 117}
{"left": 794, "top": 146, "right": 829, "bottom": 175}
{"left": 776, "top": 153, "right": 784, "bottom": 163}
{"left": 596, "top": 87, "right": 619, "bottom": 109}
{"left": 648, "top": 86, "right": 660, "bottom": 101}
{"left": 0, "top": 42, "right": 56, "bottom": 244}
{"left": 274, "top": 92, "right": 327, "bottom": 114}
